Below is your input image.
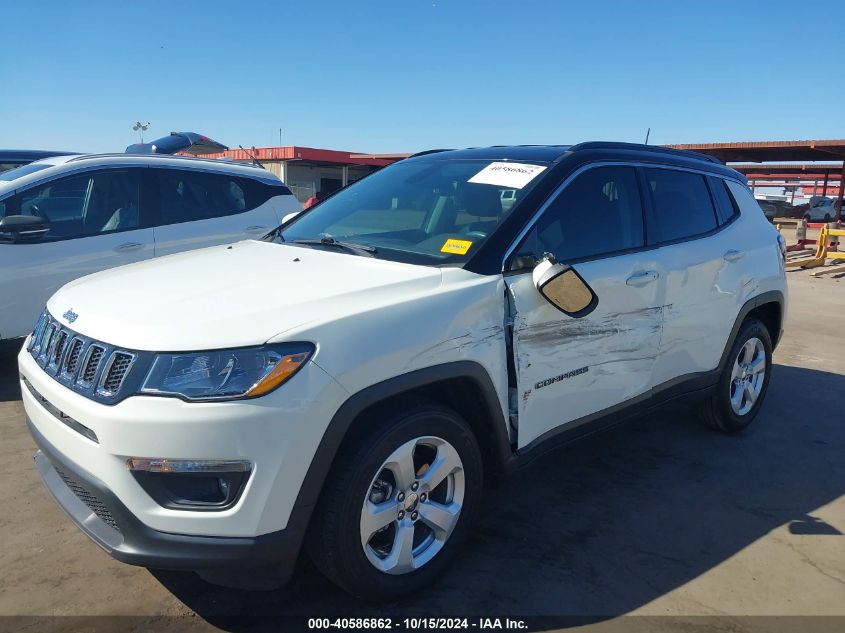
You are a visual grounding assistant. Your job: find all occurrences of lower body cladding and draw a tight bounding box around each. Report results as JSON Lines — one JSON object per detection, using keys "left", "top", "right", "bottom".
{"left": 18, "top": 348, "right": 349, "bottom": 580}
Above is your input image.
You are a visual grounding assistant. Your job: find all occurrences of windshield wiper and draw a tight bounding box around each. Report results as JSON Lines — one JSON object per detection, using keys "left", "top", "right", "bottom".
{"left": 289, "top": 237, "right": 377, "bottom": 256}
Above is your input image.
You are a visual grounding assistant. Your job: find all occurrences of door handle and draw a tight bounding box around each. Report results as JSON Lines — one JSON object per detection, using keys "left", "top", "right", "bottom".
{"left": 114, "top": 242, "right": 143, "bottom": 253}
{"left": 244, "top": 225, "right": 269, "bottom": 234}
{"left": 626, "top": 270, "right": 659, "bottom": 287}
{"left": 723, "top": 249, "right": 745, "bottom": 262}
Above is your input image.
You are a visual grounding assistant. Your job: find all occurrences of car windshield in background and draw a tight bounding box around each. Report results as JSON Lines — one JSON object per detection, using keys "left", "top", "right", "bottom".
{"left": 280, "top": 158, "right": 549, "bottom": 265}
{"left": 0, "top": 163, "right": 52, "bottom": 182}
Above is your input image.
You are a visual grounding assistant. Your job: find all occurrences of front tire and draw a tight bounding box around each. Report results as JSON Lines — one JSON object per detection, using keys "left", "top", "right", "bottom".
{"left": 698, "top": 318, "right": 772, "bottom": 433}
{"left": 308, "top": 402, "right": 483, "bottom": 601}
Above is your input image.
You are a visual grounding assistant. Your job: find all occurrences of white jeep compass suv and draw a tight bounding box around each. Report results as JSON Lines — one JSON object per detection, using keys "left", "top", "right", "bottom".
{"left": 18, "top": 143, "right": 787, "bottom": 600}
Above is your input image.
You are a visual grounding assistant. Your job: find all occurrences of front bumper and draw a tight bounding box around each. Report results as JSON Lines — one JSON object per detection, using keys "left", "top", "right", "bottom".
{"left": 30, "top": 418, "right": 305, "bottom": 575}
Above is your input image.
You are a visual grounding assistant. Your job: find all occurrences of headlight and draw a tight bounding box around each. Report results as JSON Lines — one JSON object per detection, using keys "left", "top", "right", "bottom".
{"left": 140, "top": 344, "right": 314, "bottom": 401}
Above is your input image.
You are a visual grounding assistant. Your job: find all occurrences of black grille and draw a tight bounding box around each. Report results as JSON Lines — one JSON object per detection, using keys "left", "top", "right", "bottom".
{"left": 81, "top": 346, "right": 105, "bottom": 384}
{"left": 28, "top": 310, "right": 142, "bottom": 403}
{"left": 63, "top": 338, "right": 83, "bottom": 376}
{"left": 52, "top": 463, "right": 120, "bottom": 532}
{"left": 101, "top": 352, "right": 133, "bottom": 394}
{"left": 50, "top": 330, "right": 68, "bottom": 367}
{"left": 40, "top": 325, "right": 55, "bottom": 360}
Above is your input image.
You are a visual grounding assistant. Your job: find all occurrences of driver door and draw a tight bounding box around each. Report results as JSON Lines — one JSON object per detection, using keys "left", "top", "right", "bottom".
{"left": 505, "top": 165, "right": 666, "bottom": 449}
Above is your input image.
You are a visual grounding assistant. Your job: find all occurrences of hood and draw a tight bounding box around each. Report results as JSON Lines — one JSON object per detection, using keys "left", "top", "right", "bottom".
{"left": 47, "top": 241, "right": 442, "bottom": 351}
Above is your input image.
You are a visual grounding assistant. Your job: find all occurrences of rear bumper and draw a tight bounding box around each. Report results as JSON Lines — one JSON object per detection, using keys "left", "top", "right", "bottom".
{"left": 29, "top": 418, "right": 304, "bottom": 579}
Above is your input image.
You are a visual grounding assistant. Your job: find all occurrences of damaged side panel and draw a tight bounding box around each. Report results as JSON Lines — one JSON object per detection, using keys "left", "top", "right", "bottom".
{"left": 505, "top": 254, "right": 666, "bottom": 450}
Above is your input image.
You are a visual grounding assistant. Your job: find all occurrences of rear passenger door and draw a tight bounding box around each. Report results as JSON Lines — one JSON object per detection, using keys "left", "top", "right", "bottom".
{"left": 505, "top": 165, "right": 666, "bottom": 449}
{"left": 149, "top": 169, "right": 281, "bottom": 257}
{"left": 644, "top": 168, "right": 745, "bottom": 385}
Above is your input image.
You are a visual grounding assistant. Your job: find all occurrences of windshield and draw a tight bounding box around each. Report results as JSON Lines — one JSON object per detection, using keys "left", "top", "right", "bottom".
{"left": 0, "top": 163, "right": 52, "bottom": 182}
{"left": 280, "top": 158, "right": 549, "bottom": 265}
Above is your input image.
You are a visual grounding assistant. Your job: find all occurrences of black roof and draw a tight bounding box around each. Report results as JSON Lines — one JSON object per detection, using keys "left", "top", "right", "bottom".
{"left": 409, "top": 142, "right": 724, "bottom": 167}
{"left": 0, "top": 149, "right": 76, "bottom": 164}
{"left": 408, "top": 142, "right": 740, "bottom": 183}
{"left": 409, "top": 145, "right": 571, "bottom": 162}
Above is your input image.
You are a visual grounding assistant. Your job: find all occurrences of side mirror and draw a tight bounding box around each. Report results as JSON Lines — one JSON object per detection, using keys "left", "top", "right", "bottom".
{"left": 0, "top": 215, "right": 50, "bottom": 242}
{"left": 532, "top": 255, "right": 597, "bottom": 317}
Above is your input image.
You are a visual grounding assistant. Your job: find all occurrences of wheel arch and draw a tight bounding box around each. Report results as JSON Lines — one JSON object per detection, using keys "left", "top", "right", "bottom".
{"left": 718, "top": 290, "right": 784, "bottom": 373}
{"left": 289, "top": 361, "right": 512, "bottom": 527}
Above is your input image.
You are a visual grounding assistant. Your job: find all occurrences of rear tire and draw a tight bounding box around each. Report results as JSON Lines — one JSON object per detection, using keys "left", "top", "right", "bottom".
{"left": 307, "top": 402, "right": 483, "bottom": 601}
{"left": 698, "top": 318, "right": 772, "bottom": 433}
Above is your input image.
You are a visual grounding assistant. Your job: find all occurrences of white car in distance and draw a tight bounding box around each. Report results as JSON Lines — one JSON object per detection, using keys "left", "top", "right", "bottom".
{"left": 0, "top": 154, "right": 301, "bottom": 342}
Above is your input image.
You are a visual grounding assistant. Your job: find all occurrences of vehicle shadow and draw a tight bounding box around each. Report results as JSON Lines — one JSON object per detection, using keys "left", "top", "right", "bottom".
{"left": 0, "top": 341, "right": 22, "bottom": 402}
{"left": 99, "top": 364, "right": 845, "bottom": 626}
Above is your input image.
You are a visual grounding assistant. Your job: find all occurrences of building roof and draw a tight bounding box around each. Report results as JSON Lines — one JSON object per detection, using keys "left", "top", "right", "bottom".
{"left": 194, "top": 146, "right": 398, "bottom": 167}
{"left": 730, "top": 162, "right": 843, "bottom": 176}
{"left": 667, "top": 140, "right": 845, "bottom": 162}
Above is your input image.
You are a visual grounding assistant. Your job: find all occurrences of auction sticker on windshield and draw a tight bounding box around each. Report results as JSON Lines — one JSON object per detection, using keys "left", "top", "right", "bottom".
{"left": 468, "top": 162, "right": 547, "bottom": 189}
{"left": 441, "top": 238, "right": 473, "bottom": 255}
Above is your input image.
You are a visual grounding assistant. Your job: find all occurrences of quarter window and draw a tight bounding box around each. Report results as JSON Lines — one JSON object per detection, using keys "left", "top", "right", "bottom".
{"left": 517, "top": 166, "right": 645, "bottom": 263}
{"left": 708, "top": 176, "right": 740, "bottom": 225}
{"left": 645, "top": 169, "right": 718, "bottom": 242}
{"left": 724, "top": 179, "right": 763, "bottom": 218}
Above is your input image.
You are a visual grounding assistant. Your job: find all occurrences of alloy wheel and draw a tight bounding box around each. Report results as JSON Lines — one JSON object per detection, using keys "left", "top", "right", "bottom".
{"left": 729, "top": 337, "right": 766, "bottom": 416}
{"left": 360, "top": 436, "right": 465, "bottom": 575}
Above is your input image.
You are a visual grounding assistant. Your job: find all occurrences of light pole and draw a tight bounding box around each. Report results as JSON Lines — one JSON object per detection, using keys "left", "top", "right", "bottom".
{"left": 132, "top": 121, "right": 150, "bottom": 143}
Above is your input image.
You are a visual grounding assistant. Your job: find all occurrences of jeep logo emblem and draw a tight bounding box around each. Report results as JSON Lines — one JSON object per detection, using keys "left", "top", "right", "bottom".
{"left": 62, "top": 309, "right": 78, "bottom": 324}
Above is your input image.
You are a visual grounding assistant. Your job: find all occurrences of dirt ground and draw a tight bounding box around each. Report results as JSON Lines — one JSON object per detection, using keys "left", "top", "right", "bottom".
{"left": 0, "top": 257, "right": 843, "bottom": 632}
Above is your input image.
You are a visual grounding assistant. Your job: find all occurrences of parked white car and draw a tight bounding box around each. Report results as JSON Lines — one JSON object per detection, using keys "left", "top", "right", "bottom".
{"left": 0, "top": 154, "right": 300, "bottom": 341}
{"left": 803, "top": 196, "right": 836, "bottom": 222}
{"left": 19, "top": 143, "right": 787, "bottom": 600}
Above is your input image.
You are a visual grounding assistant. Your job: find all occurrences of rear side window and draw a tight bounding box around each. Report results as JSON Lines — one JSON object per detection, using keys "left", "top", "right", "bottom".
{"left": 518, "top": 166, "right": 645, "bottom": 263}
{"left": 645, "top": 169, "right": 718, "bottom": 243}
{"left": 708, "top": 176, "right": 740, "bottom": 225}
{"left": 156, "top": 170, "right": 248, "bottom": 225}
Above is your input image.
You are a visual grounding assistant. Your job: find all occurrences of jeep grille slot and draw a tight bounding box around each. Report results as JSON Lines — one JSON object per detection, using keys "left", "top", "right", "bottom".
{"left": 62, "top": 338, "right": 84, "bottom": 377}
{"left": 98, "top": 352, "right": 135, "bottom": 395}
{"left": 80, "top": 345, "right": 105, "bottom": 385}
{"left": 49, "top": 330, "right": 68, "bottom": 370}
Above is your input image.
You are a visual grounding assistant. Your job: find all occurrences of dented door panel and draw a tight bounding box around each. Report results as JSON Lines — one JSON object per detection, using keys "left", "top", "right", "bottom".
{"left": 506, "top": 253, "right": 666, "bottom": 449}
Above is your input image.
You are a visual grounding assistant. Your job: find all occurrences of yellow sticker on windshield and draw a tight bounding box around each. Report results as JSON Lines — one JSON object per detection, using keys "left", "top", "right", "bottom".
{"left": 441, "top": 238, "right": 473, "bottom": 255}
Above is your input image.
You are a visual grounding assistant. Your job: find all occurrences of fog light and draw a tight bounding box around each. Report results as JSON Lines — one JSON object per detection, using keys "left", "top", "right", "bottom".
{"left": 127, "top": 458, "right": 251, "bottom": 473}
{"left": 128, "top": 458, "right": 251, "bottom": 510}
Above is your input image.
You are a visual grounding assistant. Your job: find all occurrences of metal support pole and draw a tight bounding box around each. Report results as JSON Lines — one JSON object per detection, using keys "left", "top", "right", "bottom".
{"left": 822, "top": 171, "right": 829, "bottom": 197}
{"left": 836, "top": 162, "right": 845, "bottom": 222}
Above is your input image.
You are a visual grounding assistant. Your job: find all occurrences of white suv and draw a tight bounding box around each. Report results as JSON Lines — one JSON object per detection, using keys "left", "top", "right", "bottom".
{"left": 0, "top": 153, "right": 300, "bottom": 342}
{"left": 18, "top": 143, "right": 787, "bottom": 600}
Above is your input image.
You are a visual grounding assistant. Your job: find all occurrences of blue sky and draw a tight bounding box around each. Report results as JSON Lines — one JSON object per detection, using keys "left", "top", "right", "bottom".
{"left": 2, "top": 0, "right": 842, "bottom": 154}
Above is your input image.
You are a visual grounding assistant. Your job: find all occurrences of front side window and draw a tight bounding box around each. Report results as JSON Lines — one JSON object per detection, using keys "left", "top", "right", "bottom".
{"left": 515, "top": 166, "right": 645, "bottom": 264}
{"left": 281, "top": 158, "right": 549, "bottom": 265}
{"left": 157, "top": 170, "right": 248, "bottom": 225}
{"left": 7, "top": 170, "right": 140, "bottom": 241}
{"left": 646, "top": 168, "right": 718, "bottom": 243}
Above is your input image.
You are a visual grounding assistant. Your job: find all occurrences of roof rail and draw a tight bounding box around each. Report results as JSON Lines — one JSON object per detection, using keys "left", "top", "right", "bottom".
{"left": 65, "top": 152, "right": 266, "bottom": 169}
{"left": 569, "top": 141, "right": 723, "bottom": 164}
{"left": 408, "top": 149, "right": 454, "bottom": 158}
